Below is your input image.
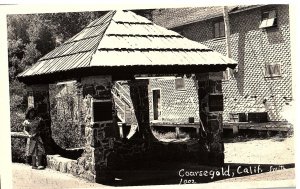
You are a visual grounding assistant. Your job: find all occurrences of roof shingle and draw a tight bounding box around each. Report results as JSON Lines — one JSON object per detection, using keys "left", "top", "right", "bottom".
{"left": 18, "top": 10, "right": 237, "bottom": 79}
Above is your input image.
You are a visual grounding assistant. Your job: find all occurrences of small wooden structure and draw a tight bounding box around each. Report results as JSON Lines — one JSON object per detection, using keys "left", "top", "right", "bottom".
{"left": 17, "top": 10, "right": 236, "bottom": 182}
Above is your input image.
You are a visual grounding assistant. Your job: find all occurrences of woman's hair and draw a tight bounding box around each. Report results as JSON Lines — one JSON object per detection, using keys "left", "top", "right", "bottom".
{"left": 25, "top": 107, "right": 37, "bottom": 120}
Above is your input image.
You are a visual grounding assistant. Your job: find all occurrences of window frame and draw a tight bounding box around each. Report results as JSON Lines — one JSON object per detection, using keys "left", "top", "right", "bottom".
{"left": 259, "top": 9, "right": 277, "bottom": 29}
{"left": 213, "top": 20, "right": 225, "bottom": 39}
{"left": 174, "top": 77, "right": 186, "bottom": 91}
{"left": 264, "top": 63, "right": 282, "bottom": 78}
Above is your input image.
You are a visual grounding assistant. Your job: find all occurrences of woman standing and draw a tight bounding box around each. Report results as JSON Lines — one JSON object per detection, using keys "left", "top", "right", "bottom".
{"left": 23, "top": 107, "right": 45, "bottom": 170}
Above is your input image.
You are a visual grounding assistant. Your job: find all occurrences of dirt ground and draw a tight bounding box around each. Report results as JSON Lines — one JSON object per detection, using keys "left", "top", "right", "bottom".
{"left": 11, "top": 163, "right": 102, "bottom": 189}
{"left": 224, "top": 135, "right": 295, "bottom": 164}
{"left": 10, "top": 135, "right": 295, "bottom": 188}
{"left": 220, "top": 135, "right": 295, "bottom": 184}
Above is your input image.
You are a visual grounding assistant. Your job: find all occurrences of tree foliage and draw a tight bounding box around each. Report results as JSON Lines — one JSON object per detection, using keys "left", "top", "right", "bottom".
{"left": 7, "top": 11, "right": 106, "bottom": 81}
{"left": 8, "top": 11, "right": 106, "bottom": 162}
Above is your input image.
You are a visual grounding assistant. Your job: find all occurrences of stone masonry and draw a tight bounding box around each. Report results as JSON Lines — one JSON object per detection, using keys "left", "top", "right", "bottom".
{"left": 27, "top": 73, "right": 226, "bottom": 182}
{"left": 196, "top": 72, "right": 224, "bottom": 166}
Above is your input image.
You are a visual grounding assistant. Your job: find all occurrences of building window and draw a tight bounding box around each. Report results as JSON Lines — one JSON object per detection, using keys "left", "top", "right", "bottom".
{"left": 265, "top": 63, "right": 281, "bottom": 78}
{"left": 175, "top": 78, "right": 186, "bottom": 91}
{"left": 214, "top": 20, "right": 225, "bottom": 38}
{"left": 259, "top": 10, "right": 277, "bottom": 29}
{"left": 208, "top": 94, "right": 223, "bottom": 112}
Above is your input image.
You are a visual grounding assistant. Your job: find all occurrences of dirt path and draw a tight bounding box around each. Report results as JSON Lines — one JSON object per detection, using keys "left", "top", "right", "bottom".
{"left": 11, "top": 136, "right": 295, "bottom": 188}
{"left": 12, "top": 163, "right": 104, "bottom": 189}
{"left": 224, "top": 136, "right": 295, "bottom": 164}
{"left": 215, "top": 168, "right": 295, "bottom": 183}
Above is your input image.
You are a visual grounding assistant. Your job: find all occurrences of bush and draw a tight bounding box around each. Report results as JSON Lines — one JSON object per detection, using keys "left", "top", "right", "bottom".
{"left": 10, "top": 79, "right": 27, "bottom": 163}
{"left": 11, "top": 138, "right": 27, "bottom": 163}
{"left": 49, "top": 83, "right": 85, "bottom": 149}
{"left": 51, "top": 121, "right": 85, "bottom": 149}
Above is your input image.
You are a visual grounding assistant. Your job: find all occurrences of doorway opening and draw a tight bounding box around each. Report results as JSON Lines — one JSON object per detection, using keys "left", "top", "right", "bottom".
{"left": 152, "top": 89, "right": 161, "bottom": 121}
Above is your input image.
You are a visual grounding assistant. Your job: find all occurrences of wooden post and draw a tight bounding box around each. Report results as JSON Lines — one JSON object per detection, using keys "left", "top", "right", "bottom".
{"left": 232, "top": 125, "right": 239, "bottom": 135}
{"left": 118, "top": 122, "right": 124, "bottom": 138}
{"left": 175, "top": 127, "right": 180, "bottom": 139}
{"left": 196, "top": 127, "right": 200, "bottom": 136}
{"left": 223, "top": 6, "right": 232, "bottom": 58}
{"left": 223, "top": 6, "right": 232, "bottom": 77}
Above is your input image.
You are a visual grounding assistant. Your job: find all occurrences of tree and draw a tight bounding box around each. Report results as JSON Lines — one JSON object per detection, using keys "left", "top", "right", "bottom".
{"left": 8, "top": 39, "right": 24, "bottom": 80}
{"left": 7, "top": 11, "right": 107, "bottom": 81}
{"left": 8, "top": 10, "right": 107, "bottom": 162}
{"left": 21, "top": 43, "right": 42, "bottom": 69}
{"left": 7, "top": 14, "right": 31, "bottom": 43}
{"left": 39, "top": 11, "right": 106, "bottom": 42}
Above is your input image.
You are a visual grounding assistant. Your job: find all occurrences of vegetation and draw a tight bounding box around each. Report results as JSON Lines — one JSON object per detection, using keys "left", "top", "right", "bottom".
{"left": 9, "top": 11, "right": 106, "bottom": 162}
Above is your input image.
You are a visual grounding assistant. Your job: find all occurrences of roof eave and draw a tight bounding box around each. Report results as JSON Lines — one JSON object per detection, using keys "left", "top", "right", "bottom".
{"left": 17, "top": 63, "right": 237, "bottom": 85}
{"left": 169, "top": 4, "right": 267, "bottom": 29}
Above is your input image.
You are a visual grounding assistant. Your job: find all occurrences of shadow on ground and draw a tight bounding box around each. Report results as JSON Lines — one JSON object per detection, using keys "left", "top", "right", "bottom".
{"left": 105, "top": 162, "right": 295, "bottom": 186}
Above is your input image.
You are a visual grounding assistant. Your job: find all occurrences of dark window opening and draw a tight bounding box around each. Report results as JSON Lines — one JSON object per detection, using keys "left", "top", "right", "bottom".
{"left": 265, "top": 63, "right": 281, "bottom": 77}
{"left": 238, "top": 113, "right": 247, "bottom": 122}
{"left": 248, "top": 112, "right": 268, "bottom": 123}
{"left": 214, "top": 20, "right": 225, "bottom": 38}
{"left": 92, "top": 100, "right": 113, "bottom": 122}
{"left": 153, "top": 89, "right": 161, "bottom": 120}
{"left": 208, "top": 94, "right": 223, "bottom": 112}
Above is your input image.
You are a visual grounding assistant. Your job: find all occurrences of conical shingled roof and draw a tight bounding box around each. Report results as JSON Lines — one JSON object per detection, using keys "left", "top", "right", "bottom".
{"left": 18, "top": 10, "right": 236, "bottom": 78}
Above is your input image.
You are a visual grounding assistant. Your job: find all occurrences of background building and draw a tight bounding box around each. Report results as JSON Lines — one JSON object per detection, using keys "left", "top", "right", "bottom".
{"left": 147, "top": 5, "right": 292, "bottom": 123}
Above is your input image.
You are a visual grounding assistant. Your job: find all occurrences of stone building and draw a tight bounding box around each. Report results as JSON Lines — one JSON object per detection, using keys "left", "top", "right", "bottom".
{"left": 17, "top": 10, "right": 236, "bottom": 182}
{"left": 150, "top": 5, "right": 292, "bottom": 124}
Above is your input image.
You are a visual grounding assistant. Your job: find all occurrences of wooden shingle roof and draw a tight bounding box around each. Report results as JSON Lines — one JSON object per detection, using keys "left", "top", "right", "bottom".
{"left": 18, "top": 10, "right": 237, "bottom": 81}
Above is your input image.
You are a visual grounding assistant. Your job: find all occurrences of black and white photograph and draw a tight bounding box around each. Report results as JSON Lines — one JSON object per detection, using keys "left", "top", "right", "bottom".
{"left": 0, "top": 2, "right": 297, "bottom": 189}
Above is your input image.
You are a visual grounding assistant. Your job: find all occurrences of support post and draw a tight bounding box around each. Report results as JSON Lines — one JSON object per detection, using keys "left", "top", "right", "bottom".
{"left": 196, "top": 72, "right": 225, "bottom": 166}
{"left": 196, "top": 127, "right": 200, "bottom": 136}
{"left": 75, "top": 75, "right": 119, "bottom": 182}
{"left": 175, "top": 127, "right": 180, "bottom": 139}
{"left": 232, "top": 125, "right": 239, "bottom": 135}
{"left": 128, "top": 79, "right": 157, "bottom": 142}
{"left": 223, "top": 6, "right": 232, "bottom": 59}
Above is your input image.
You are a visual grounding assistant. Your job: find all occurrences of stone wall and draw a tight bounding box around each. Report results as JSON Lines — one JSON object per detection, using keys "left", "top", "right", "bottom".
{"left": 67, "top": 76, "right": 225, "bottom": 182}
{"left": 67, "top": 75, "right": 118, "bottom": 182}
{"left": 27, "top": 74, "right": 225, "bottom": 182}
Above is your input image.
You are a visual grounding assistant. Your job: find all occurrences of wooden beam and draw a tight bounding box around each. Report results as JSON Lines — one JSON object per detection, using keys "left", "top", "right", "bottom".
{"left": 223, "top": 6, "right": 232, "bottom": 58}
{"left": 11, "top": 132, "right": 30, "bottom": 138}
{"left": 151, "top": 123, "right": 200, "bottom": 128}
